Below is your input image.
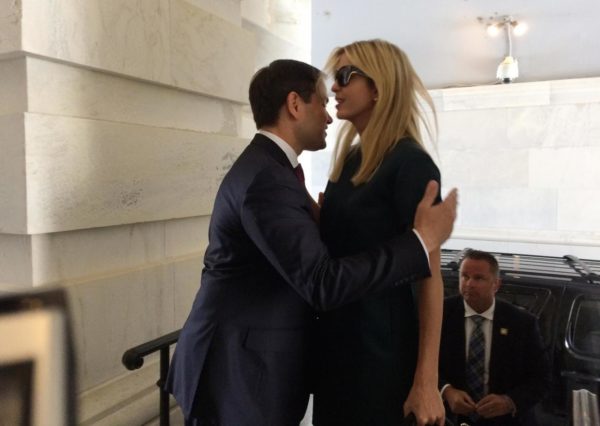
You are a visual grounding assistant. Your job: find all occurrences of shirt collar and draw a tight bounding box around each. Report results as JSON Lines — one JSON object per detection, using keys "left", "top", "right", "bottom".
{"left": 464, "top": 298, "right": 495, "bottom": 321}
{"left": 258, "top": 130, "right": 299, "bottom": 168}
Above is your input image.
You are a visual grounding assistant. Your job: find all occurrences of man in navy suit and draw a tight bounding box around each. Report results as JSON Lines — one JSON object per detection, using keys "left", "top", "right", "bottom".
{"left": 439, "top": 249, "right": 550, "bottom": 425}
{"left": 166, "top": 59, "right": 458, "bottom": 426}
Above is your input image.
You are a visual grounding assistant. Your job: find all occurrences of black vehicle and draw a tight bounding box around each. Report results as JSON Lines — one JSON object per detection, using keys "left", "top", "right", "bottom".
{"left": 440, "top": 248, "right": 600, "bottom": 425}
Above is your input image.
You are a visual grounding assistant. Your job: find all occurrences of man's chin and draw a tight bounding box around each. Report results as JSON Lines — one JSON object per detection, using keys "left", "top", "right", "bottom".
{"left": 307, "top": 141, "right": 327, "bottom": 152}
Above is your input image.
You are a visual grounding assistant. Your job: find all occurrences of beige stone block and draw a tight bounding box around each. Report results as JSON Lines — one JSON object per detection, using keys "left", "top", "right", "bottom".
{"left": 170, "top": 0, "right": 255, "bottom": 103}
{"left": 241, "top": 0, "right": 269, "bottom": 29}
{"left": 25, "top": 57, "right": 242, "bottom": 136}
{"left": 19, "top": 113, "right": 246, "bottom": 234}
{"left": 0, "top": 0, "right": 21, "bottom": 54}
{"left": 0, "top": 113, "right": 26, "bottom": 233}
{"left": 558, "top": 190, "right": 600, "bottom": 233}
{"left": 30, "top": 222, "right": 166, "bottom": 285}
{"left": 441, "top": 81, "right": 550, "bottom": 111}
{"left": 66, "top": 263, "right": 176, "bottom": 390}
{"left": 183, "top": 0, "right": 242, "bottom": 25}
{"left": 243, "top": 19, "right": 309, "bottom": 69}
{"left": 439, "top": 149, "right": 529, "bottom": 189}
{"left": 437, "top": 108, "right": 509, "bottom": 150}
{"left": 589, "top": 103, "right": 600, "bottom": 146}
{"left": 507, "top": 104, "right": 593, "bottom": 149}
{"left": 165, "top": 216, "right": 210, "bottom": 259}
{"left": 172, "top": 256, "right": 203, "bottom": 326}
{"left": 0, "top": 57, "right": 27, "bottom": 115}
{"left": 0, "top": 234, "right": 32, "bottom": 288}
{"left": 529, "top": 147, "right": 600, "bottom": 190}
{"left": 21, "top": 0, "right": 171, "bottom": 83}
{"left": 79, "top": 360, "right": 160, "bottom": 425}
{"left": 19, "top": 0, "right": 253, "bottom": 102}
{"left": 550, "top": 77, "right": 600, "bottom": 105}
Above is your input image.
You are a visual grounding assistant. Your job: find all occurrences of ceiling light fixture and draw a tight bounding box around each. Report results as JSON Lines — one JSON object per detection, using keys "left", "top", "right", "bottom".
{"left": 479, "top": 15, "right": 528, "bottom": 84}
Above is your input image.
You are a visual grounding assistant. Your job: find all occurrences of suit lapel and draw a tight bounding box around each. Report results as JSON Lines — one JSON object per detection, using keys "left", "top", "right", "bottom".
{"left": 489, "top": 300, "right": 510, "bottom": 391}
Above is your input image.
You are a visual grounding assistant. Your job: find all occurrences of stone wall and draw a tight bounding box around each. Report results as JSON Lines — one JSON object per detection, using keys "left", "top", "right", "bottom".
{"left": 0, "top": 0, "right": 310, "bottom": 424}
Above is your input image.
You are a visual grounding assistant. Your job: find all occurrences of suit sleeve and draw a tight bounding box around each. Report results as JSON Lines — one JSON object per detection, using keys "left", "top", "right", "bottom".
{"left": 240, "top": 166, "right": 431, "bottom": 312}
{"left": 505, "top": 315, "right": 551, "bottom": 413}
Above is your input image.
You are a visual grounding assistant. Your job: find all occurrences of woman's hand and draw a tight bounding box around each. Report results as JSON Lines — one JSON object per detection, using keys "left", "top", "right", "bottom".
{"left": 403, "top": 381, "right": 445, "bottom": 426}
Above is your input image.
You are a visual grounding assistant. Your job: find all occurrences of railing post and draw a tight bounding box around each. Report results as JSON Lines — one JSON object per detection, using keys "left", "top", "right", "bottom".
{"left": 158, "top": 346, "right": 170, "bottom": 426}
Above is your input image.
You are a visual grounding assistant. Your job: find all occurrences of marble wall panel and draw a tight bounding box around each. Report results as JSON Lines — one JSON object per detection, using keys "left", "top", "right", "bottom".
{"left": 441, "top": 81, "right": 550, "bottom": 111}
{"left": 529, "top": 147, "right": 600, "bottom": 189}
{"left": 21, "top": 0, "right": 171, "bottom": 84}
{"left": 455, "top": 188, "right": 558, "bottom": 230}
{"left": 172, "top": 257, "right": 203, "bottom": 326}
{"left": 0, "top": 113, "right": 26, "bottom": 233}
{"left": 66, "top": 263, "right": 176, "bottom": 391}
{"left": 165, "top": 216, "right": 210, "bottom": 259}
{"left": 25, "top": 57, "right": 242, "bottom": 136}
{"left": 18, "top": 0, "right": 253, "bottom": 102}
{"left": 29, "top": 222, "right": 166, "bottom": 286}
{"left": 79, "top": 359, "right": 160, "bottom": 425}
{"left": 439, "top": 149, "right": 529, "bottom": 189}
{"left": 0, "top": 57, "right": 27, "bottom": 115}
{"left": 0, "top": 234, "right": 32, "bottom": 288}
{"left": 183, "top": 0, "right": 242, "bottom": 25}
{"left": 437, "top": 109, "right": 509, "bottom": 150}
{"left": 19, "top": 113, "right": 246, "bottom": 234}
{"left": 589, "top": 103, "right": 600, "bottom": 145}
{"left": 550, "top": 78, "right": 600, "bottom": 105}
{"left": 0, "top": 0, "right": 21, "bottom": 54}
{"left": 558, "top": 189, "right": 600, "bottom": 233}
{"left": 170, "top": 0, "right": 255, "bottom": 103}
{"left": 508, "top": 104, "right": 592, "bottom": 149}
{"left": 243, "top": 19, "right": 309, "bottom": 69}
{"left": 241, "top": 0, "right": 270, "bottom": 30}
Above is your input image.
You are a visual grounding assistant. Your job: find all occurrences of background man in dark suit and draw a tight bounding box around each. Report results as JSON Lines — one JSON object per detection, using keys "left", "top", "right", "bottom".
{"left": 165, "top": 59, "right": 458, "bottom": 426}
{"left": 439, "top": 249, "right": 550, "bottom": 425}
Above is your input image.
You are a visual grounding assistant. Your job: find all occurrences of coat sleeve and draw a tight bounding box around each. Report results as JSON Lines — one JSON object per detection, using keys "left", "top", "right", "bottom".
{"left": 240, "top": 166, "right": 431, "bottom": 312}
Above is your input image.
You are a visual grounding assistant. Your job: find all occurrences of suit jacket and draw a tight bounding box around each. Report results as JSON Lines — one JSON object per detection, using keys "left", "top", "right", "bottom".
{"left": 165, "top": 134, "right": 432, "bottom": 426}
{"left": 313, "top": 139, "right": 441, "bottom": 426}
{"left": 439, "top": 295, "right": 550, "bottom": 426}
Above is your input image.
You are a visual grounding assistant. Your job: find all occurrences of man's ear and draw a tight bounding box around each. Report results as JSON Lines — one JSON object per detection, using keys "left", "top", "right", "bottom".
{"left": 286, "top": 91, "right": 303, "bottom": 119}
{"left": 493, "top": 278, "right": 501, "bottom": 293}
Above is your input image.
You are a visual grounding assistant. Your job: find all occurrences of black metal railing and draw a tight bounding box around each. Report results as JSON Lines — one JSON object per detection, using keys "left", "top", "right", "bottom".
{"left": 122, "top": 330, "right": 180, "bottom": 426}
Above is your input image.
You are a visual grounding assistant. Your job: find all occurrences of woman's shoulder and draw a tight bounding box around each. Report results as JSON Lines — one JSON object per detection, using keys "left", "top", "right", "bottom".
{"left": 385, "top": 137, "right": 437, "bottom": 167}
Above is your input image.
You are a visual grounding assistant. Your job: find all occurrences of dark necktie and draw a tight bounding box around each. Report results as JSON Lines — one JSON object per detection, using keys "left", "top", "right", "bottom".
{"left": 466, "top": 315, "right": 485, "bottom": 403}
{"left": 294, "top": 164, "right": 305, "bottom": 184}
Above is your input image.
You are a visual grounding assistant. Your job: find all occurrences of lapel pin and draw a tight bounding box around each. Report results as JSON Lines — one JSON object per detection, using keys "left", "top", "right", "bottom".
{"left": 500, "top": 327, "right": 509, "bottom": 335}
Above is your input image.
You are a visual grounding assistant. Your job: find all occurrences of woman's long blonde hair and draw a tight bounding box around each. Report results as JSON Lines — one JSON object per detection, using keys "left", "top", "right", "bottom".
{"left": 326, "top": 39, "right": 436, "bottom": 184}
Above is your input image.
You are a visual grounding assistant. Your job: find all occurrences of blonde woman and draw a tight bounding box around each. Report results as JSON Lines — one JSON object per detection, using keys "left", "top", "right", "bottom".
{"left": 313, "top": 40, "right": 446, "bottom": 426}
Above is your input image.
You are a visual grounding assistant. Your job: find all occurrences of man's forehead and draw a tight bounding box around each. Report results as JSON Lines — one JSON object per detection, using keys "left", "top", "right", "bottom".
{"left": 461, "top": 258, "right": 493, "bottom": 273}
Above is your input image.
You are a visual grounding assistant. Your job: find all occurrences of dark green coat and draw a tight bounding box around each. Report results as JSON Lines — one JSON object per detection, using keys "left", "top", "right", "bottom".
{"left": 313, "top": 138, "right": 441, "bottom": 426}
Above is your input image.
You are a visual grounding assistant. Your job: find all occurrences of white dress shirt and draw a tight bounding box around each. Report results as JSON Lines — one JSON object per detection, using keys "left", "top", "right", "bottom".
{"left": 464, "top": 299, "right": 495, "bottom": 394}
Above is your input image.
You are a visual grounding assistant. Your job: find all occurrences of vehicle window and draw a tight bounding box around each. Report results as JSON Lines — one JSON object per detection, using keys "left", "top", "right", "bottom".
{"left": 571, "top": 298, "right": 600, "bottom": 358}
{"left": 496, "top": 284, "right": 555, "bottom": 348}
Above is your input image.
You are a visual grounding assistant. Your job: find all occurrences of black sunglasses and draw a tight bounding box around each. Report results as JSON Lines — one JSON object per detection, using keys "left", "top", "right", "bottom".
{"left": 334, "top": 65, "right": 370, "bottom": 87}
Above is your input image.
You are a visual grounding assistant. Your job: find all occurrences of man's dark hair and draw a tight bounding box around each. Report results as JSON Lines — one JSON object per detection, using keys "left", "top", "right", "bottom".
{"left": 249, "top": 59, "right": 322, "bottom": 129}
{"left": 461, "top": 249, "right": 500, "bottom": 278}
